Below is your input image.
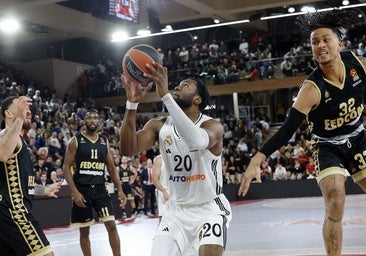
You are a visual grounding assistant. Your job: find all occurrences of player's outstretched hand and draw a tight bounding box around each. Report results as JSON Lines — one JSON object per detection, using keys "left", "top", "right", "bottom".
{"left": 238, "top": 152, "right": 265, "bottom": 197}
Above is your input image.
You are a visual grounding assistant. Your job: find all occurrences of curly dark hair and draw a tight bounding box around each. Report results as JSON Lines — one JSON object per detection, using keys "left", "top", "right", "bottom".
{"left": 191, "top": 77, "right": 209, "bottom": 111}
{"left": 296, "top": 9, "right": 358, "bottom": 39}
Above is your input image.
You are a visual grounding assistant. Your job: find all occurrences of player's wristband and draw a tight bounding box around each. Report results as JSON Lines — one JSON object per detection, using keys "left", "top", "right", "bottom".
{"left": 126, "top": 100, "right": 139, "bottom": 110}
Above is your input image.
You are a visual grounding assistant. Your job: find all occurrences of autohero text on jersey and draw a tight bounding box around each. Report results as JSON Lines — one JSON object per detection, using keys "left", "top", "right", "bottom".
{"left": 169, "top": 174, "right": 206, "bottom": 182}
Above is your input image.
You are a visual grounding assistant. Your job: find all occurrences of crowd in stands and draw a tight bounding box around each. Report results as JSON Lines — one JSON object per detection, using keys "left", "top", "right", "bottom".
{"left": 71, "top": 22, "right": 366, "bottom": 99}
{"left": 219, "top": 108, "right": 317, "bottom": 185}
{"left": 74, "top": 32, "right": 318, "bottom": 98}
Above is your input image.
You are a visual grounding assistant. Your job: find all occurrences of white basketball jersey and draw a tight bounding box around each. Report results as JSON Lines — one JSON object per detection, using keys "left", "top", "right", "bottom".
{"left": 159, "top": 114, "right": 224, "bottom": 205}
{"left": 159, "top": 157, "right": 168, "bottom": 190}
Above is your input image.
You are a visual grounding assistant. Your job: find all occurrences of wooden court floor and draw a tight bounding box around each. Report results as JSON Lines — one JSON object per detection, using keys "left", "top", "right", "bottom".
{"left": 45, "top": 194, "right": 366, "bottom": 256}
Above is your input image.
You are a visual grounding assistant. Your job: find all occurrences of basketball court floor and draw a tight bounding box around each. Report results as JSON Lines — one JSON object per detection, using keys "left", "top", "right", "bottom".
{"left": 45, "top": 194, "right": 366, "bottom": 256}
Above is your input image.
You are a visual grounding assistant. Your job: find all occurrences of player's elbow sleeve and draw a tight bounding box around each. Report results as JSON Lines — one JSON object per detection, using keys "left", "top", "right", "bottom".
{"left": 184, "top": 128, "right": 209, "bottom": 150}
{"left": 260, "top": 107, "right": 306, "bottom": 157}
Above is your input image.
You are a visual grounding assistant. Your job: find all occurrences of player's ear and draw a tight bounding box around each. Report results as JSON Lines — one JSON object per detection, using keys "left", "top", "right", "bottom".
{"left": 5, "top": 109, "right": 13, "bottom": 119}
{"left": 193, "top": 95, "right": 202, "bottom": 106}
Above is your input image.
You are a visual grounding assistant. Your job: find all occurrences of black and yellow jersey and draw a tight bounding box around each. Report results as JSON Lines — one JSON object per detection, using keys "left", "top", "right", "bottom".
{"left": 73, "top": 132, "right": 109, "bottom": 185}
{"left": 119, "top": 165, "right": 133, "bottom": 183}
{"left": 0, "top": 136, "right": 34, "bottom": 211}
{"left": 307, "top": 51, "right": 366, "bottom": 138}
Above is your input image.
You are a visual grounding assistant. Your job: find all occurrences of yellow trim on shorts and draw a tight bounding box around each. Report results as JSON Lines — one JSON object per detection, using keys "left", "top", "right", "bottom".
{"left": 352, "top": 168, "right": 366, "bottom": 183}
{"left": 28, "top": 245, "right": 53, "bottom": 256}
{"left": 316, "top": 166, "right": 347, "bottom": 183}
{"left": 99, "top": 215, "right": 115, "bottom": 223}
{"left": 70, "top": 219, "right": 95, "bottom": 228}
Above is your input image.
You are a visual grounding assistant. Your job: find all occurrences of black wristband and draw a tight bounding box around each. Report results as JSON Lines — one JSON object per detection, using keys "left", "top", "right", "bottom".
{"left": 260, "top": 107, "right": 306, "bottom": 157}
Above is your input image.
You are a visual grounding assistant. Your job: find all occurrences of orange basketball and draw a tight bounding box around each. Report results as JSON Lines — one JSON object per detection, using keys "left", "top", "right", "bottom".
{"left": 122, "top": 44, "right": 163, "bottom": 86}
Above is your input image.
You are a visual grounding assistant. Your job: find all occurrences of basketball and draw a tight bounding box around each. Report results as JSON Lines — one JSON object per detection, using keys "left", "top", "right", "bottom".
{"left": 122, "top": 44, "right": 163, "bottom": 86}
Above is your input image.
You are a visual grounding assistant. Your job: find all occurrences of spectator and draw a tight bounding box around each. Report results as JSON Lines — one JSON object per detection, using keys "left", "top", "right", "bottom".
{"left": 356, "top": 42, "right": 366, "bottom": 56}
{"left": 297, "top": 148, "right": 309, "bottom": 167}
{"left": 341, "top": 37, "right": 352, "bottom": 50}
{"left": 118, "top": 155, "right": 138, "bottom": 218}
{"left": 48, "top": 131, "right": 61, "bottom": 148}
{"left": 37, "top": 146, "right": 48, "bottom": 160}
{"left": 281, "top": 57, "right": 296, "bottom": 77}
{"left": 290, "top": 158, "right": 305, "bottom": 180}
{"left": 26, "top": 88, "right": 33, "bottom": 98}
{"left": 48, "top": 138, "right": 63, "bottom": 161}
{"left": 178, "top": 46, "right": 189, "bottom": 64}
{"left": 36, "top": 171, "right": 49, "bottom": 186}
{"left": 199, "top": 43, "right": 210, "bottom": 59}
{"left": 223, "top": 125, "right": 233, "bottom": 147}
{"left": 260, "top": 160, "right": 272, "bottom": 181}
{"left": 255, "top": 36, "right": 265, "bottom": 52}
{"left": 209, "top": 39, "right": 219, "bottom": 51}
{"left": 43, "top": 155, "right": 56, "bottom": 178}
{"left": 222, "top": 163, "right": 230, "bottom": 186}
{"left": 273, "top": 162, "right": 287, "bottom": 181}
{"left": 292, "top": 143, "right": 305, "bottom": 158}
{"left": 55, "top": 167, "right": 67, "bottom": 184}
{"left": 27, "top": 122, "right": 37, "bottom": 140}
{"left": 218, "top": 40, "right": 229, "bottom": 56}
{"left": 239, "top": 38, "right": 249, "bottom": 55}
{"left": 237, "top": 138, "right": 249, "bottom": 153}
{"left": 227, "top": 155, "right": 238, "bottom": 184}
{"left": 132, "top": 178, "right": 144, "bottom": 216}
{"left": 269, "top": 150, "right": 285, "bottom": 171}
{"left": 141, "top": 158, "right": 156, "bottom": 215}
{"left": 189, "top": 45, "right": 200, "bottom": 61}
{"left": 33, "top": 90, "right": 42, "bottom": 107}
{"left": 48, "top": 171, "right": 58, "bottom": 184}
{"left": 305, "top": 156, "right": 316, "bottom": 179}
{"left": 283, "top": 150, "right": 295, "bottom": 172}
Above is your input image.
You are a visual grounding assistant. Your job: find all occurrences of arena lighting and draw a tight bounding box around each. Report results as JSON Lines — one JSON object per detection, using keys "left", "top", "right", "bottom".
{"left": 0, "top": 18, "right": 20, "bottom": 34}
{"left": 261, "top": 3, "right": 366, "bottom": 20}
{"left": 288, "top": 7, "right": 295, "bottom": 13}
{"left": 161, "top": 25, "right": 173, "bottom": 32}
{"left": 137, "top": 29, "right": 151, "bottom": 36}
{"left": 111, "top": 18, "right": 249, "bottom": 42}
{"left": 111, "top": 31, "right": 129, "bottom": 41}
{"left": 301, "top": 6, "right": 316, "bottom": 12}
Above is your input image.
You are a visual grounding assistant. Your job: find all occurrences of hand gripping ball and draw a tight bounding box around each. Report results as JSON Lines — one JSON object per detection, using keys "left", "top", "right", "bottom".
{"left": 122, "top": 44, "right": 163, "bottom": 86}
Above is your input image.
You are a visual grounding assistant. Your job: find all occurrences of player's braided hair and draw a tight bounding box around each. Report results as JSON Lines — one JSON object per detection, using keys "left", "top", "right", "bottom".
{"left": 296, "top": 9, "right": 357, "bottom": 39}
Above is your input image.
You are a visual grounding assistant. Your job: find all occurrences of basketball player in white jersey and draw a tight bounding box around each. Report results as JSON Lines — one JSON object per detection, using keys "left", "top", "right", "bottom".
{"left": 120, "top": 63, "right": 231, "bottom": 256}
{"left": 152, "top": 154, "right": 169, "bottom": 223}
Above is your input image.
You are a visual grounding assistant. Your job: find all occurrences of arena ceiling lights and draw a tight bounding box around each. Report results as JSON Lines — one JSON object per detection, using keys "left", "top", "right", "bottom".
{"left": 0, "top": 17, "right": 20, "bottom": 34}
{"left": 111, "top": 19, "right": 250, "bottom": 42}
{"left": 261, "top": 2, "right": 366, "bottom": 20}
